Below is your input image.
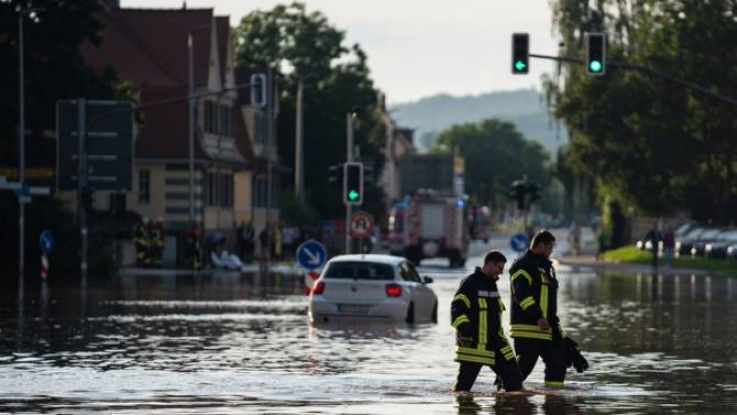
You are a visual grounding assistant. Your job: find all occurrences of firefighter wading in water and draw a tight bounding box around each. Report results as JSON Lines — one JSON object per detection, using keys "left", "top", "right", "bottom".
{"left": 451, "top": 250, "right": 523, "bottom": 393}
{"left": 508, "top": 229, "right": 568, "bottom": 386}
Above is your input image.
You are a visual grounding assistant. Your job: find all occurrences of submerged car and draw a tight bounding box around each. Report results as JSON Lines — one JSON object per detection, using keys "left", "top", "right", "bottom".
{"left": 308, "top": 254, "right": 438, "bottom": 324}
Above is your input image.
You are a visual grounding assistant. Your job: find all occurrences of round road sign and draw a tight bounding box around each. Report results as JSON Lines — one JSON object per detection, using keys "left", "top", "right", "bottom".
{"left": 350, "top": 211, "right": 374, "bottom": 238}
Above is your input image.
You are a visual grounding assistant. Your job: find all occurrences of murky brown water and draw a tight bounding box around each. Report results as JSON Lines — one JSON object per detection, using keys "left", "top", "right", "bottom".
{"left": 1, "top": 248, "right": 736, "bottom": 414}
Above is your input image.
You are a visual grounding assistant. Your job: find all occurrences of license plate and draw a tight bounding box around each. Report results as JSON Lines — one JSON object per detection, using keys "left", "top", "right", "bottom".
{"left": 338, "top": 304, "right": 370, "bottom": 314}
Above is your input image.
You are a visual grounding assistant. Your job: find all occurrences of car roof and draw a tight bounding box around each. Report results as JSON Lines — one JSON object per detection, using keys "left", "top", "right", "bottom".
{"left": 326, "top": 254, "right": 406, "bottom": 266}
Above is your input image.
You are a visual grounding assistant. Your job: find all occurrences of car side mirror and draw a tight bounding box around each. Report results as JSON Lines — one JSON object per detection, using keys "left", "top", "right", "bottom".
{"left": 423, "top": 276, "right": 433, "bottom": 284}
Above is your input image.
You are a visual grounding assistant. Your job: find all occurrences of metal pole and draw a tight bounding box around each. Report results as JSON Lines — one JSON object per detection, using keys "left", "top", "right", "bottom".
{"left": 18, "top": 11, "right": 25, "bottom": 278}
{"left": 187, "top": 33, "right": 195, "bottom": 224}
{"left": 295, "top": 78, "right": 304, "bottom": 205}
{"left": 266, "top": 67, "right": 273, "bottom": 223}
{"left": 345, "top": 112, "right": 354, "bottom": 254}
{"left": 77, "top": 99, "right": 88, "bottom": 276}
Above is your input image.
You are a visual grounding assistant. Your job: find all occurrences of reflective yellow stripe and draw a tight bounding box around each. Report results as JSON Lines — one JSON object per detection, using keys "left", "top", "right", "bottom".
{"left": 545, "top": 381, "right": 564, "bottom": 387}
{"left": 510, "top": 324, "right": 553, "bottom": 340}
{"left": 455, "top": 347, "right": 495, "bottom": 358}
{"left": 511, "top": 269, "right": 532, "bottom": 285}
{"left": 452, "top": 315, "right": 470, "bottom": 329}
{"left": 540, "top": 284, "right": 549, "bottom": 319}
{"left": 454, "top": 294, "right": 471, "bottom": 308}
{"left": 520, "top": 296, "right": 536, "bottom": 310}
{"left": 500, "top": 345, "right": 515, "bottom": 360}
{"left": 456, "top": 346, "right": 495, "bottom": 365}
{"left": 478, "top": 298, "right": 487, "bottom": 350}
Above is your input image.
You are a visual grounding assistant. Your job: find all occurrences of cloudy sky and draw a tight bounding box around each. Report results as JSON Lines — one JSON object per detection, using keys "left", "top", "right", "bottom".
{"left": 122, "top": 0, "right": 560, "bottom": 104}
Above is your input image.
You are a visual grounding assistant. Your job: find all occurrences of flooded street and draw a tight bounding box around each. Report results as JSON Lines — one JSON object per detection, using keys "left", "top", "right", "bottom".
{"left": 1, "top": 242, "right": 736, "bottom": 414}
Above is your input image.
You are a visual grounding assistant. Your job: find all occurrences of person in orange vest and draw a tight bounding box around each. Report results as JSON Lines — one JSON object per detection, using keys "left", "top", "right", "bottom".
{"left": 133, "top": 217, "right": 151, "bottom": 267}
{"left": 149, "top": 217, "right": 165, "bottom": 268}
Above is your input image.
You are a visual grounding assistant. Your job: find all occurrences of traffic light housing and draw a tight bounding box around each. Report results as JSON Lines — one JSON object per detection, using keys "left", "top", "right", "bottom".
{"left": 343, "top": 162, "right": 363, "bottom": 205}
{"left": 250, "top": 73, "right": 267, "bottom": 107}
{"left": 327, "top": 163, "right": 343, "bottom": 184}
{"left": 512, "top": 33, "right": 529, "bottom": 74}
{"left": 585, "top": 33, "right": 606, "bottom": 76}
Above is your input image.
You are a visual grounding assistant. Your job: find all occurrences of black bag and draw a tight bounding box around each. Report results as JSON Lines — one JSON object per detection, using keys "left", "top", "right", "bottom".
{"left": 564, "top": 337, "right": 589, "bottom": 373}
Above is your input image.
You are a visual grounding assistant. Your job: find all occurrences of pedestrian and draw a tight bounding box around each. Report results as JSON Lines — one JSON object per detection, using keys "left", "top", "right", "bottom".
{"left": 508, "top": 229, "right": 569, "bottom": 387}
{"left": 595, "top": 229, "right": 608, "bottom": 261}
{"left": 662, "top": 225, "right": 675, "bottom": 268}
{"left": 133, "top": 217, "right": 150, "bottom": 267}
{"left": 645, "top": 223, "right": 661, "bottom": 269}
{"left": 567, "top": 222, "right": 581, "bottom": 256}
{"left": 241, "top": 219, "right": 255, "bottom": 263}
{"left": 259, "top": 224, "right": 273, "bottom": 271}
{"left": 451, "top": 250, "right": 523, "bottom": 393}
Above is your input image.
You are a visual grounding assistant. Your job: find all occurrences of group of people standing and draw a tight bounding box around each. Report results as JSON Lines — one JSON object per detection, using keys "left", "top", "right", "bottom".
{"left": 133, "top": 217, "right": 165, "bottom": 268}
{"left": 451, "top": 229, "right": 588, "bottom": 394}
{"left": 235, "top": 221, "right": 304, "bottom": 267}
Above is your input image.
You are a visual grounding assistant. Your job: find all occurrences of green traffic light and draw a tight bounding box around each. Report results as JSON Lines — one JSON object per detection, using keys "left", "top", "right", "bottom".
{"left": 589, "top": 60, "right": 603, "bottom": 73}
{"left": 514, "top": 60, "right": 527, "bottom": 72}
{"left": 348, "top": 190, "right": 359, "bottom": 201}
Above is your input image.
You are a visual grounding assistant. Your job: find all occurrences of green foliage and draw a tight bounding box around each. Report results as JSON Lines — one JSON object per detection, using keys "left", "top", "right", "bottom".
{"left": 602, "top": 245, "right": 735, "bottom": 277}
{"left": 548, "top": 0, "right": 737, "bottom": 224}
{"left": 233, "top": 2, "right": 386, "bottom": 221}
{"left": 279, "top": 187, "right": 320, "bottom": 225}
{"left": 433, "top": 118, "right": 551, "bottom": 211}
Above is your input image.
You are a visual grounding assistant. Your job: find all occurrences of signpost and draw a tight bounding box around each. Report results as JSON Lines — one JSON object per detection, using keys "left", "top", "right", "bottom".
{"left": 39, "top": 230, "right": 53, "bottom": 279}
{"left": 510, "top": 233, "right": 530, "bottom": 253}
{"left": 296, "top": 239, "right": 327, "bottom": 271}
{"left": 350, "top": 211, "right": 374, "bottom": 238}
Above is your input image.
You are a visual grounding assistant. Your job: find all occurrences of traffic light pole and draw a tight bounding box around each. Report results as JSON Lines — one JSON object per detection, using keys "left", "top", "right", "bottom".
{"left": 345, "top": 112, "right": 354, "bottom": 254}
{"left": 76, "top": 99, "right": 89, "bottom": 279}
{"left": 529, "top": 53, "right": 737, "bottom": 107}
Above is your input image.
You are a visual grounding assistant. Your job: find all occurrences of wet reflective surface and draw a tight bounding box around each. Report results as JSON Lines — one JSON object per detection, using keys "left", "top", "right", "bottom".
{"left": 1, "top": 244, "right": 736, "bottom": 414}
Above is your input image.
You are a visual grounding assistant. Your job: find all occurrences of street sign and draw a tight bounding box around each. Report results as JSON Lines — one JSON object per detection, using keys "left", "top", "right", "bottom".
{"left": 56, "top": 100, "right": 134, "bottom": 191}
{"left": 39, "top": 230, "right": 53, "bottom": 254}
{"left": 510, "top": 233, "right": 530, "bottom": 253}
{"left": 350, "top": 211, "right": 374, "bottom": 238}
{"left": 297, "top": 239, "right": 328, "bottom": 270}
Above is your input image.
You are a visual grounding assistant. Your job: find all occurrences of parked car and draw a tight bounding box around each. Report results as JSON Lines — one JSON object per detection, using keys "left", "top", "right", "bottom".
{"left": 690, "top": 228, "right": 723, "bottom": 257}
{"left": 675, "top": 226, "right": 706, "bottom": 256}
{"left": 308, "top": 254, "right": 438, "bottom": 324}
{"left": 704, "top": 229, "right": 737, "bottom": 259}
{"left": 726, "top": 244, "right": 737, "bottom": 260}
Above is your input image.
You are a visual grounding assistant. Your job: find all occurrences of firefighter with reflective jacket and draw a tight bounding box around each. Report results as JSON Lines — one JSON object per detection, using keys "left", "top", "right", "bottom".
{"left": 451, "top": 250, "right": 522, "bottom": 393}
{"left": 508, "top": 229, "right": 568, "bottom": 386}
{"left": 133, "top": 217, "right": 151, "bottom": 267}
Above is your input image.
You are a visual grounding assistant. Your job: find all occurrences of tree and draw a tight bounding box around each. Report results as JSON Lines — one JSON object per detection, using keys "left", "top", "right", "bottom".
{"left": 547, "top": 0, "right": 737, "bottom": 224}
{"left": 233, "top": 3, "right": 386, "bottom": 221}
{"left": 433, "top": 118, "right": 551, "bottom": 213}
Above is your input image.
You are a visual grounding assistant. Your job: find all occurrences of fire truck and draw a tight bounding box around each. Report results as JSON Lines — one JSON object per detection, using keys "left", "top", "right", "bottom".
{"left": 388, "top": 190, "right": 469, "bottom": 268}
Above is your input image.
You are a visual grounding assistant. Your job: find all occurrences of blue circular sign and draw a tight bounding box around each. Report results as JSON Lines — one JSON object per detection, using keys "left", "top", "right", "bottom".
{"left": 510, "top": 233, "right": 529, "bottom": 253}
{"left": 296, "top": 239, "right": 327, "bottom": 270}
{"left": 39, "top": 230, "right": 54, "bottom": 254}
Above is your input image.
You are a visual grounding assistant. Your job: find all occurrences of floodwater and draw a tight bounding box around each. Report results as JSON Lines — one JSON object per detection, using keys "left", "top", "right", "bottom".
{"left": 1, "top": 243, "right": 736, "bottom": 414}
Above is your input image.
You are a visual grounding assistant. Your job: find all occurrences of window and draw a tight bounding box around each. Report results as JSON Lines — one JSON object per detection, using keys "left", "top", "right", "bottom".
{"left": 138, "top": 169, "right": 150, "bottom": 204}
{"left": 399, "top": 262, "right": 422, "bottom": 283}
{"left": 324, "top": 262, "right": 395, "bottom": 280}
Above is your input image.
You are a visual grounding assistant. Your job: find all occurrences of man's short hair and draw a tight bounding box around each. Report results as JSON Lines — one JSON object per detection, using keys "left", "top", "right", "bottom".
{"left": 484, "top": 250, "right": 507, "bottom": 265}
{"left": 531, "top": 229, "right": 556, "bottom": 248}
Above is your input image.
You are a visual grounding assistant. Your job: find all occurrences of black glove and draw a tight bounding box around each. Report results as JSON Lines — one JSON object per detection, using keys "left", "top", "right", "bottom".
{"left": 564, "top": 336, "right": 589, "bottom": 373}
{"left": 457, "top": 325, "right": 474, "bottom": 347}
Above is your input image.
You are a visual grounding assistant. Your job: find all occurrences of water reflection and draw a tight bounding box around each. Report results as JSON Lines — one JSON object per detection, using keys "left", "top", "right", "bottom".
{"left": 1, "top": 265, "right": 736, "bottom": 414}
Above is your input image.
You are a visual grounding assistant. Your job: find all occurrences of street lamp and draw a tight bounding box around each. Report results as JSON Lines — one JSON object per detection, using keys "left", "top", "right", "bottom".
{"left": 188, "top": 25, "right": 210, "bottom": 225}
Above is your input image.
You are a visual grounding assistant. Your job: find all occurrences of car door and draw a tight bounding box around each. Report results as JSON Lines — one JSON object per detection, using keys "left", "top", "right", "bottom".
{"left": 399, "top": 261, "right": 431, "bottom": 318}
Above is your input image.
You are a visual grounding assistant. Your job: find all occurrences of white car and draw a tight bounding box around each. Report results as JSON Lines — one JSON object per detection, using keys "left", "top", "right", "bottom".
{"left": 308, "top": 254, "right": 438, "bottom": 324}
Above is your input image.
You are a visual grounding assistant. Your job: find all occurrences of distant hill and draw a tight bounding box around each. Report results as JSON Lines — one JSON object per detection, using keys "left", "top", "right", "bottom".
{"left": 390, "top": 89, "right": 568, "bottom": 158}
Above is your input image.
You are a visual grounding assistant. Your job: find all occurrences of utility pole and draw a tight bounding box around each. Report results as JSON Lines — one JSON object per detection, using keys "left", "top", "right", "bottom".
{"left": 266, "top": 66, "right": 274, "bottom": 223}
{"left": 295, "top": 77, "right": 304, "bottom": 205}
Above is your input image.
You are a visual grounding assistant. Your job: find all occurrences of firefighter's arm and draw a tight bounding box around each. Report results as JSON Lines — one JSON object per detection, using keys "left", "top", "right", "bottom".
{"left": 511, "top": 268, "right": 546, "bottom": 326}
{"left": 451, "top": 285, "right": 474, "bottom": 342}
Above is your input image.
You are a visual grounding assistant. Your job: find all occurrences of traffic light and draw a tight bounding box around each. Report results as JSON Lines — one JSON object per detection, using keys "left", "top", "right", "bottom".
{"left": 512, "top": 33, "right": 529, "bottom": 74}
{"left": 585, "top": 33, "right": 606, "bottom": 76}
{"left": 343, "top": 162, "right": 363, "bottom": 205}
{"left": 250, "top": 73, "right": 267, "bottom": 107}
{"left": 512, "top": 181, "right": 527, "bottom": 210}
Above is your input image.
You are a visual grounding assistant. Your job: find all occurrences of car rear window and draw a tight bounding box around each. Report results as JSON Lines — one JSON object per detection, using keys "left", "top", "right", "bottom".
{"left": 323, "top": 261, "right": 395, "bottom": 280}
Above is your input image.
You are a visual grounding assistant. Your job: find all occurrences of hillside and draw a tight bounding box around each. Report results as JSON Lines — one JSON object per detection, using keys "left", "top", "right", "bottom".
{"left": 390, "top": 89, "right": 568, "bottom": 157}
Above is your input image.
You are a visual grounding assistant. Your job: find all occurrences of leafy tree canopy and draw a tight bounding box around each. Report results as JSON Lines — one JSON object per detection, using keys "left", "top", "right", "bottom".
{"left": 233, "top": 2, "right": 386, "bottom": 220}
{"left": 433, "top": 118, "right": 551, "bottom": 211}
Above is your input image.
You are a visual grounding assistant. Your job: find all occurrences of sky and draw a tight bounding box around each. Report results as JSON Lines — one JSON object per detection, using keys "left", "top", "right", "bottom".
{"left": 121, "top": 0, "right": 561, "bottom": 105}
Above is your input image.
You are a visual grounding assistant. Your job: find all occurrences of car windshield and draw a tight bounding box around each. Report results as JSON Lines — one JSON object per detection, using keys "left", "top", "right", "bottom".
{"left": 323, "top": 261, "right": 395, "bottom": 280}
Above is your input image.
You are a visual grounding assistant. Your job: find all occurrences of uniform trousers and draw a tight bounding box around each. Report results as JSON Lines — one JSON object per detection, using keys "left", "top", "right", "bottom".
{"left": 454, "top": 355, "right": 523, "bottom": 392}
{"left": 514, "top": 337, "right": 567, "bottom": 385}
